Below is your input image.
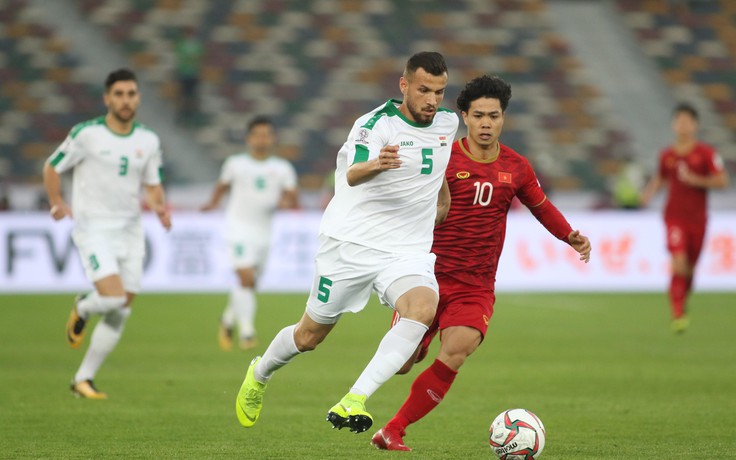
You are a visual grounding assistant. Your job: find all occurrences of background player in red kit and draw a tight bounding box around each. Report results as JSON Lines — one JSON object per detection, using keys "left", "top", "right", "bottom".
{"left": 641, "top": 103, "right": 729, "bottom": 333}
{"left": 371, "top": 75, "right": 592, "bottom": 451}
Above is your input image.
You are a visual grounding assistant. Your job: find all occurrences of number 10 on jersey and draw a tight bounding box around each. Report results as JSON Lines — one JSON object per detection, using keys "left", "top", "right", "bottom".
{"left": 473, "top": 181, "right": 493, "bottom": 206}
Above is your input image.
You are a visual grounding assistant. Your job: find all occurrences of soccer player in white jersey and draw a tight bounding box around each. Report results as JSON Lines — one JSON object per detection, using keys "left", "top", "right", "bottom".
{"left": 235, "top": 52, "right": 459, "bottom": 434}
{"left": 42, "top": 68, "right": 171, "bottom": 399}
{"left": 200, "top": 116, "right": 298, "bottom": 351}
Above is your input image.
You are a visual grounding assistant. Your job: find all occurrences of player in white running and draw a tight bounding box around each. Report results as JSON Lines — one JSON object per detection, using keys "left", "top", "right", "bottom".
{"left": 235, "top": 51, "right": 459, "bottom": 434}
{"left": 43, "top": 68, "right": 172, "bottom": 399}
{"left": 201, "top": 116, "right": 298, "bottom": 351}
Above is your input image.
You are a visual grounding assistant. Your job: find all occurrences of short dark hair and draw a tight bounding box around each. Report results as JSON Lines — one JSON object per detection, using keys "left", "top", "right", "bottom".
{"left": 105, "top": 68, "right": 137, "bottom": 91}
{"left": 456, "top": 75, "right": 512, "bottom": 112}
{"left": 247, "top": 116, "right": 274, "bottom": 134}
{"left": 404, "top": 52, "right": 448, "bottom": 77}
{"left": 673, "top": 102, "right": 698, "bottom": 120}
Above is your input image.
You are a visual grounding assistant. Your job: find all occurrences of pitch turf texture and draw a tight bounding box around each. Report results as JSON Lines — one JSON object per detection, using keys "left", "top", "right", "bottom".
{"left": 2, "top": 293, "right": 735, "bottom": 459}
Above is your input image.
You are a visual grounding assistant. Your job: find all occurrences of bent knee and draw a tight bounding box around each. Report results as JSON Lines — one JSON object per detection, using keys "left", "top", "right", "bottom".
{"left": 402, "top": 303, "right": 436, "bottom": 326}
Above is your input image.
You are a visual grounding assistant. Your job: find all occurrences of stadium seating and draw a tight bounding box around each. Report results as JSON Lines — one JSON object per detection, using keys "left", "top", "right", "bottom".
{"left": 73, "top": 0, "right": 634, "bottom": 191}
{"left": 0, "top": 0, "right": 101, "bottom": 184}
{"left": 4, "top": 0, "right": 732, "bottom": 191}
{"left": 616, "top": 0, "right": 736, "bottom": 169}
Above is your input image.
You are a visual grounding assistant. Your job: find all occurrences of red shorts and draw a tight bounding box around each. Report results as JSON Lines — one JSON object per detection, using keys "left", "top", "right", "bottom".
{"left": 391, "top": 275, "right": 495, "bottom": 349}
{"left": 665, "top": 220, "right": 706, "bottom": 264}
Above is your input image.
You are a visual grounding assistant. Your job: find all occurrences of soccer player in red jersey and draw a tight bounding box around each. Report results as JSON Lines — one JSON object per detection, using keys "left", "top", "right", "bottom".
{"left": 640, "top": 103, "right": 729, "bottom": 333}
{"left": 371, "top": 75, "right": 592, "bottom": 451}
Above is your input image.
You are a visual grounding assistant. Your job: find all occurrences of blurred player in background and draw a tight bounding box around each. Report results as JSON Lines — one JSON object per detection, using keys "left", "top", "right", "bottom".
{"left": 201, "top": 116, "right": 298, "bottom": 351}
{"left": 372, "top": 75, "right": 592, "bottom": 451}
{"left": 235, "top": 51, "right": 459, "bottom": 434}
{"left": 640, "top": 103, "right": 729, "bottom": 333}
{"left": 43, "top": 68, "right": 171, "bottom": 399}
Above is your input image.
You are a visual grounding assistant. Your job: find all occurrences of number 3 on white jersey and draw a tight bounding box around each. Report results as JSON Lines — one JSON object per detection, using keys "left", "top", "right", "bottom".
{"left": 473, "top": 181, "right": 493, "bottom": 206}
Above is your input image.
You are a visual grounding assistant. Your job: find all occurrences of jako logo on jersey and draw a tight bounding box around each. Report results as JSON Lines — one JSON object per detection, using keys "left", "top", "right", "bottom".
{"left": 499, "top": 172, "right": 512, "bottom": 183}
{"left": 400, "top": 141, "right": 414, "bottom": 147}
{"left": 456, "top": 171, "right": 470, "bottom": 179}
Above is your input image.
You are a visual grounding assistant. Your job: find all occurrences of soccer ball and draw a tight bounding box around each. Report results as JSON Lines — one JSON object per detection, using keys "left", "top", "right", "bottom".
{"left": 488, "top": 408, "right": 546, "bottom": 459}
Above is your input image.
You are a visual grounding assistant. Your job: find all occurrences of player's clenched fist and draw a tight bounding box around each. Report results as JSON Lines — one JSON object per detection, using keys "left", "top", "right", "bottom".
{"left": 49, "top": 201, "right": 72, "bottom": 221}
{"left": 375, "top": 145, "right": 402, "bottom": 170}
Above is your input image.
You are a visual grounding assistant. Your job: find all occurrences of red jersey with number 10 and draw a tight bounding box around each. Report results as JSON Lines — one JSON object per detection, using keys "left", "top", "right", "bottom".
{"left": 658, "top": 142, "right": 723, "bottom": 224}
{"left": 432, "top": 138, "right": 547, "bottom": 289}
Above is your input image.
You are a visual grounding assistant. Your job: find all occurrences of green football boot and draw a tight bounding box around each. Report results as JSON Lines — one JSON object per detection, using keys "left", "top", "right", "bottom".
{"left": 235, "top": 356, "right": 267, "bottom": 427}
{"left": 326, "top": 392, "right": 373, "bottom": 433}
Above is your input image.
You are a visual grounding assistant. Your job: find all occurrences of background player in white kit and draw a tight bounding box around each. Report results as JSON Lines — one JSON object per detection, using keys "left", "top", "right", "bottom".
{"left": 201, "top": 116, "right": 298, "bottom": 351}
{"left": 235, "top": 52, "right": 459, "bottom": 434}
{"left": 43, "top": 68, "right": 171, "bottom": 399}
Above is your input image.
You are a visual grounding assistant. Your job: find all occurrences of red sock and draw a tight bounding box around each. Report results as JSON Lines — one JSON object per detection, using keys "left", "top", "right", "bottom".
{"left": 669, "top": 274, "right": 688, "bottom": 319}
{"left": 685, "top": 276, "right": 693, "bottom": 295}
{"left": 386, "top": 359, "right": 458, "bottom": 432}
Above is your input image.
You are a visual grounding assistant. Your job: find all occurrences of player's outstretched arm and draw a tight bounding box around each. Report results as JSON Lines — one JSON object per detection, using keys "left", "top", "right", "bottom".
{"left": 567, "top": 230, "right": 591, "bottom": 263}
{"left": 42, "top": 162, "right": 72, "bottom": 221}
{"left": 346, "top": 145, "right": 401, "bottom": 186}
{"left": 525, "top": 196, "right": 591, "bottom": 263}
{"left": 200, "top": 182, "right": 229, "bottom": 211}
{"left": 144, "top": 184, "right": 171, "bottom": 230}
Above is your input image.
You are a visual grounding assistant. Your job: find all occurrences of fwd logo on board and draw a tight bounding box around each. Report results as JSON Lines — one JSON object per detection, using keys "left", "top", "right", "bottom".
{"left": 400, "top": 140, "right": 414, "bottom": 147}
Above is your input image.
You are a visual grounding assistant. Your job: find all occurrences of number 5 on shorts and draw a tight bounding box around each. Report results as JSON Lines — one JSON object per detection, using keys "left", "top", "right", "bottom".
{"left": 317, "top": 276, "right": 333, "bottom": 303}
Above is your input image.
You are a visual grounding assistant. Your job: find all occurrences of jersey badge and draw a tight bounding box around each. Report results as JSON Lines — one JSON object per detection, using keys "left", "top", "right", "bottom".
{"left": 356, "top": 128, "right": 370, "bottom": 146}
{"left": 439, "top": 136, "right": 447, "bottom": 147}
{"left": 456, "top": 171, "right": 470, "bottom": 179}
{"left": 135, "top": 149, "right": 144, "bottom": 158}
{"left": 499, "top": 172, "right": 512, "bottom": 183}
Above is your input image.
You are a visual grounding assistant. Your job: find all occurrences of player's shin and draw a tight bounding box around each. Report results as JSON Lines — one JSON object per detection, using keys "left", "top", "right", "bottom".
{"left": 669, "top": 274, "right": 688, "bottom": 318}
{"left": 231, "top": 286, "right": 256, "bottom": 339}
{"left": 74, "top": 307, "right": 131, "bottom": 383}
{"left": 351, "top": 318, "right": 428, "bottom": 397}
{"left": 387, "top": 358, "right": 458, "bottom": 432}
{"left": 254, "top": 324, "right": 300, "bottom": 383}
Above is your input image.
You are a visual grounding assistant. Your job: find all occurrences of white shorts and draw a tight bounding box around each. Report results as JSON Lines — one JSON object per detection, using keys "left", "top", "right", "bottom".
{"left": 228, "top": 239, "right": 270, "bottom": 273}
{"left": 72, "top": 224, "right": 145, "bottom": 293}
{"left": 305, "top": 236, "right": 438, "bottom": 324}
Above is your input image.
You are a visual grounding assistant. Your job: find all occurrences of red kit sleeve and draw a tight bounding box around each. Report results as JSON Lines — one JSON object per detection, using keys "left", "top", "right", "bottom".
{"left": 517, "top": 161, "right": 573, "bottom": 242}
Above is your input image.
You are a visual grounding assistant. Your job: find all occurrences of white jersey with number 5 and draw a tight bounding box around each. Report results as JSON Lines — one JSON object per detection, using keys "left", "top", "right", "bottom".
{"left": 47, "top": 117, "right": 162, "bottom": 227}
{"left": 320, "top": 99, "right": 458, "bottom": 254}
{"left": 220, "top": 153, "right": 297, "bottom": 242}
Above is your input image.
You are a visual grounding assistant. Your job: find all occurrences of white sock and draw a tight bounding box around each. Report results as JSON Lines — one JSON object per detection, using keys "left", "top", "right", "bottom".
{"left": 221, "top": 303, "right": 235, "bottom": 329}
{"left": 77, "top": 292, "right": 127, "bottom": 319}
{"left": 350, "top": 318, "right": 428, "bottom": 398}
{"left": 74, "top": 307, "right": 131, "bottom": 383}
{"left": 254, "top": 324, "right": 299, "bottom": 383}
{"left": 231, "top": 286, "right": 256, "bottom": 339}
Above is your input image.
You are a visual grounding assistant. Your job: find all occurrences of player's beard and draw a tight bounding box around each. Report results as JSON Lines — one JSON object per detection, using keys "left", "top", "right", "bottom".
{"left": 407, "top": 100, "right": 436, "bottom": 125}
{"left": 112, "top": 107, "right": 136, "bottom": 123}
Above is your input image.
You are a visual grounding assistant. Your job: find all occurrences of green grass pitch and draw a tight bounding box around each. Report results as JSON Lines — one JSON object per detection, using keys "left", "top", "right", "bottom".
{"left": 1, "top": 292, "right": 735, "bottom": 459}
